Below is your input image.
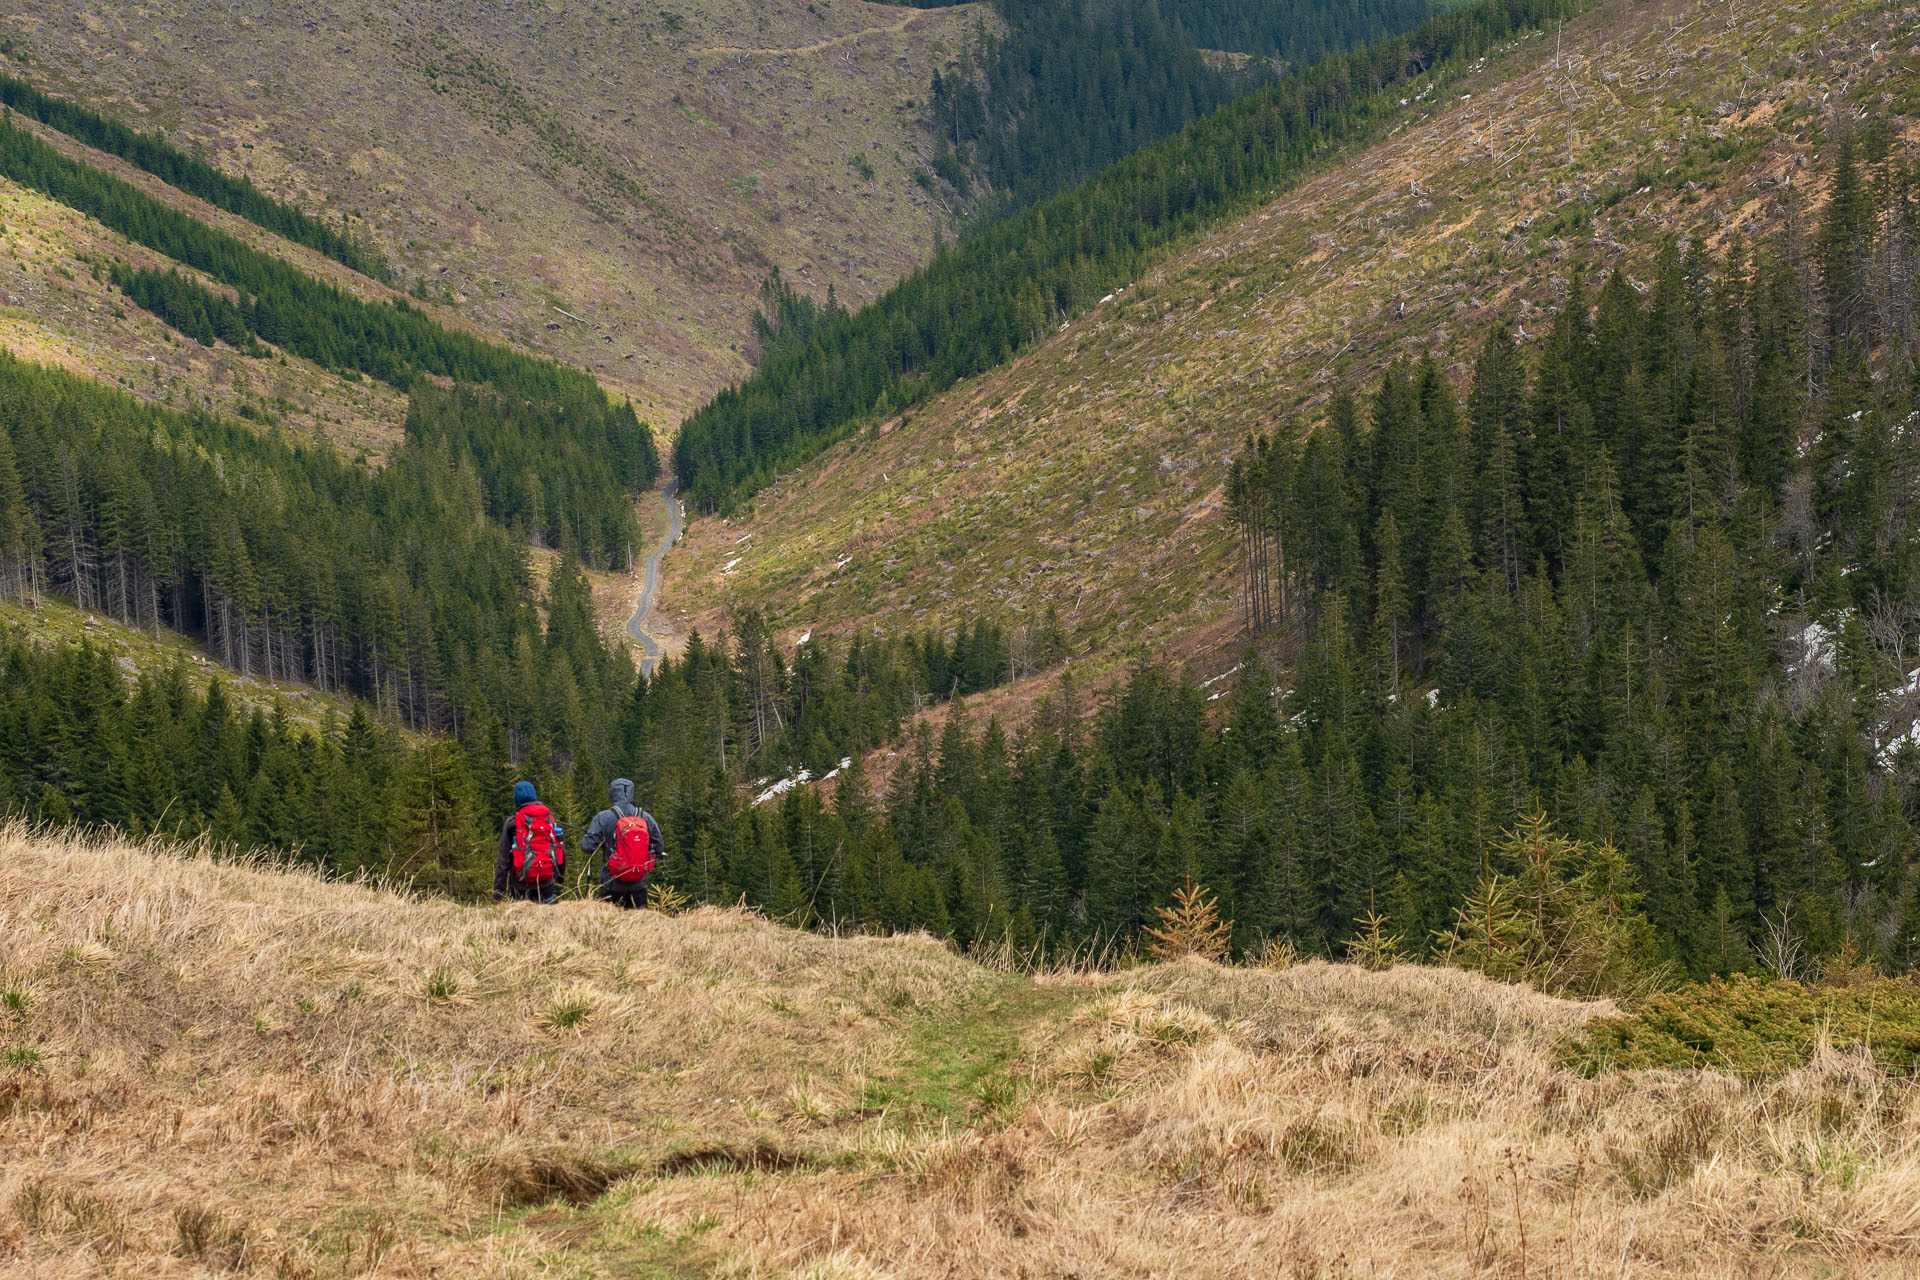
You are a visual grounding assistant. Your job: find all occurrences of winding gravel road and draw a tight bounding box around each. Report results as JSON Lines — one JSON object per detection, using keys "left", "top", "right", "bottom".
{"left": 626, "top": 481, "right": 683, "bottom": 678}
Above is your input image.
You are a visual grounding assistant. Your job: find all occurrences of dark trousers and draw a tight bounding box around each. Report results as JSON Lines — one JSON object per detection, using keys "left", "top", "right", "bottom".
{"left": 601, "top": 875, "right": 647, "bottom": 909}
{"left": 508, "top": 879, "right": 557, "bottom": 904}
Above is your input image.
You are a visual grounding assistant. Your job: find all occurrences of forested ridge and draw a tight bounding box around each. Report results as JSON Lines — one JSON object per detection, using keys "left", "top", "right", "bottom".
{"left": 1162, "top": 0, "right": 1451, "bottom": 62}
{"left": 1215, "top": 138, "right": 1920, "bottom": 973}
{"left": 0, "top": 79, "right": 685, "bottom": 792}
{"left": 0, "top": 73, "right": 390, "bottom": 280}
{"left": 675, "top": 0, "right": 1577, "bottom": 514}
{"left": 5, "top": 13, "right": 1920, "bottom": 986}
{"left": 0, "top": 111, "right": 659, "bottom": 570}
{"left": 890, "top": 0, "right": 1441, "bottom": 208}
{"left": 0, "top": 115, "right": 578, "bottom": 402}
{"left": 4, "top": 140, "right": 1892, "bottom": 981}
{"left": 0, "top": 356, "right": 650, "bottom": 735}
{"left": 910, "top": 0, "right": 1249, "bottom": 208}
{"left": 648, "top": 140, "right": 1920, "bottom": 976}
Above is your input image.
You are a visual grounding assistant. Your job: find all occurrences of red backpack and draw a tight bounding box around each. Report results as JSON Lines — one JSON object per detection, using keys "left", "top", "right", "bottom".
{"left": 608, "top": 812, "right": 654, "bottom": 883}
{"left": 513, "top": 803, "right": 561, "bottom": 883}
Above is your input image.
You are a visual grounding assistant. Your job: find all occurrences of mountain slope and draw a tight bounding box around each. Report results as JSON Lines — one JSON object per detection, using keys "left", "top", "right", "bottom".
{"left": 0, "top": 0, "right": 981, "bottom": 418}
{"left": 661, "top": 0, "right": 1913, "bottom": 668}
{"left": 0, "top": 141, "right": 411, "bottom": 460}
{"left": 0, "top": 594, "right": 381, "bottom": 731}
{"left": 7, "top": 826, "right": 1917, "bottom": 1277}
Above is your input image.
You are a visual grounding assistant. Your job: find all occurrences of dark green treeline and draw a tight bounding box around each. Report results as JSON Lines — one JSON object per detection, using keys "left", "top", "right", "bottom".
{"left": 0, "top": 111, "right": 659, "bottom": 570}
{"left": 0, "top": 73, "right": 390, "bottom": 280}
{"left": 892, "top": 0, "right": 1442, "bottom": 208}
{"left": 1222, "top": 136, "right": 1920, "bottom": 973}
{"left": 0, "top": 353, "right": 650, "bottom": 742}
{"left": 0, "top": 611, "right": 1046, "bottom": 898}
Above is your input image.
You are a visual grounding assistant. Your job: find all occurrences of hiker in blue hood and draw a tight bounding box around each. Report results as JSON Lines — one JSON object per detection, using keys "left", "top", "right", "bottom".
{"left": 494, "top": 780, "right": 565, "bottom": 903}
{"left": 579, "top": 777, "right": 662, "bottom": 909}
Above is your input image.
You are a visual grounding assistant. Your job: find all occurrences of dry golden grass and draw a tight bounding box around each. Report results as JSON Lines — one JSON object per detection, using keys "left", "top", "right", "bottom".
{"left": 5, "top": 823, "right": 1920, "bottom": 1277}
{"left": 0, "top": 821, "right": 986, "bottom": 1277}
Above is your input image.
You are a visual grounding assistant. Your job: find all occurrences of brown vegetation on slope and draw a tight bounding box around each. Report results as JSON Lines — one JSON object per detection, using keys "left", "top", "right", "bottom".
{"left": 7, "top": 826, "right": 1920, "bottom": 1276}
{"left": 0, "top": 175, "right": 407, "bottom": 460}
{"left": 662, "top": 0, "right": 1916, "bottom": 684}
{"left": 0, "top": 0, "right": 983, "bottom": 418}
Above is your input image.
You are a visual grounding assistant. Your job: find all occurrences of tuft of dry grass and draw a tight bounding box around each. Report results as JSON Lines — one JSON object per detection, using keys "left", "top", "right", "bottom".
{"left": 6, "top": 821, "right": 1920, "bottom": 1276}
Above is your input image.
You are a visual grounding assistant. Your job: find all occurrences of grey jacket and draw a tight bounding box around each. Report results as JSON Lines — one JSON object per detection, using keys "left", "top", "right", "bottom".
{"left": 580, "top": 777, "right": 662, "bottom": 896}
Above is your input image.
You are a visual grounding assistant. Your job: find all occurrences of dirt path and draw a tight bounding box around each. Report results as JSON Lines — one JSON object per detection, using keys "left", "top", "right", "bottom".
{"left": 693, "top": 11, "right": 928, "bottom": 57}
{"left": 627, "top": 479, "right": 684, "bottom": 678}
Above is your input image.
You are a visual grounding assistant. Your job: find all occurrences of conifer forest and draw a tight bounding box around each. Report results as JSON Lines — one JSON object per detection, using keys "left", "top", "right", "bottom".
{"left": 3, "top": 0, "right": 1919, "bottom": 986}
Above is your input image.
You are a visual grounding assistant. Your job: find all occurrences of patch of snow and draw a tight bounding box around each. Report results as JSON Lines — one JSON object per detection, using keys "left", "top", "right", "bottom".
{"left": 1209, "top": 690, "right": 1229, "bottom": 701}
{"left": 754, "top": 770, "right": 813, "bottom": 806}
{"left": 1788, "top": 620, "right": 1838, "bottom": 678}
{"left": 721, "top": 556, "right": 743, "bottom": 573}
{"left": 1873, "top": 669, "right": 1920, "bottom": 766}
{"left": 1877, "top": 720, "right": 1920, "bottom": 767}
{"left": 797, "top": 631, "right": 811, "bottom": 645}
{"left": 1426, "top": 688, "right": 1441, "bottom": 709}
{"left": 1200, "top": 663, "right": 1242, "bottom": 688}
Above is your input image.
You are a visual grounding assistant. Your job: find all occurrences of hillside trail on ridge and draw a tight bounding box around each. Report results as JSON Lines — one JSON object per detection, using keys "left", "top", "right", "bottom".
{"left": 693, "top": 10, "right": 933, "bottom": 57}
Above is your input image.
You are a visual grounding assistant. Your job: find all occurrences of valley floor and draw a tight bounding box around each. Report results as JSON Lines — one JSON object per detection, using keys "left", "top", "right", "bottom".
{"left": 4, "top": 827, "right": 1917, "bottom": 1277}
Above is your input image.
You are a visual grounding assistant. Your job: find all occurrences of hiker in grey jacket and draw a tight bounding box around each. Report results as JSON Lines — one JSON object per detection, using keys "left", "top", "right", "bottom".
{"left": 579, "top": 777, "right": 662, "bottom": 909}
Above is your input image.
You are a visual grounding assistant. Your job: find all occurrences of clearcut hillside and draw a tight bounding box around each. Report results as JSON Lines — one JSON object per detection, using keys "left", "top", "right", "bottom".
{"left": 660, "top": 0, "right": 1916, "bottom": 674}
{"left": 0, "top": 0, "right": 982, "bottom": 419}
{"left": 0, "top": 148, "right": 411, "bottom": 462}
{"left": 7, "top": 825, "right": 1919, "bottom": 1277}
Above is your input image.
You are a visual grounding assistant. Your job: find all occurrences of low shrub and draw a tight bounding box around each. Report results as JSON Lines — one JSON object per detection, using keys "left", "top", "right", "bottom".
{"left": 1563, "top": 975, "right": 1920, "bottom": 1076}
